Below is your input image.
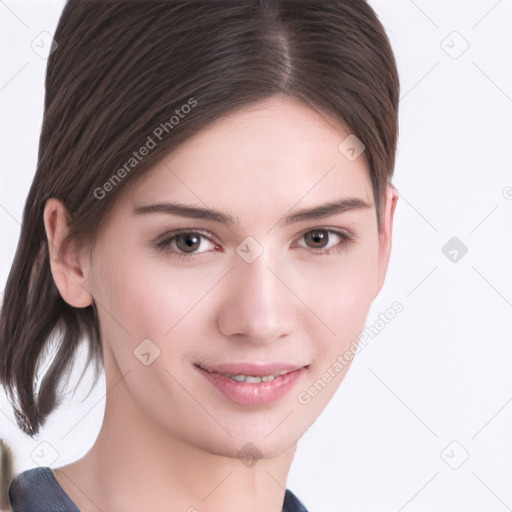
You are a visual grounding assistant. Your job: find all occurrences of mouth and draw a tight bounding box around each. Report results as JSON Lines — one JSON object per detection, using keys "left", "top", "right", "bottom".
{"left": 194, "top": 362, "right": 309, "bottom": 405}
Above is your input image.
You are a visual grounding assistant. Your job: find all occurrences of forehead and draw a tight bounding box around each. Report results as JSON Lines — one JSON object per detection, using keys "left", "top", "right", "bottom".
{"left": 124, "top": 95, "right": 373, "bottom": 219}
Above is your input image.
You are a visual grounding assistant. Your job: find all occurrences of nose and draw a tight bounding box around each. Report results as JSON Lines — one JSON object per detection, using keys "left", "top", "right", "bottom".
{"left": 216, "top": 250, "right": 297, "bottom": 345}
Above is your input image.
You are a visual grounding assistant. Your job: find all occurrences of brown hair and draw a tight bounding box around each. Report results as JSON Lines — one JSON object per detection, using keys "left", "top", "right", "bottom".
{"left": 0, "top": 0, "right": 399, "bottom": 437}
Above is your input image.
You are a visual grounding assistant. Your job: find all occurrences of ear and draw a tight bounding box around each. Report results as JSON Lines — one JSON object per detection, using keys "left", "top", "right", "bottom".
{"left": 43, "top": 198, "right": 93, "bottom": 308}
{"left": 375, "top": 184, "right": 399, "bottom": 298}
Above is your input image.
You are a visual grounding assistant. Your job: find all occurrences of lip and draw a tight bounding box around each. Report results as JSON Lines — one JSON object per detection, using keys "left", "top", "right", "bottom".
{"left": 195, "top": 363, "right": 308, "bottom": 405}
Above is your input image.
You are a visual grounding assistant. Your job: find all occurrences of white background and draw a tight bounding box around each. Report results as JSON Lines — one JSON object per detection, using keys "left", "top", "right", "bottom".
{"left": 1, "top": 1, "right": 511, "bottom": 511}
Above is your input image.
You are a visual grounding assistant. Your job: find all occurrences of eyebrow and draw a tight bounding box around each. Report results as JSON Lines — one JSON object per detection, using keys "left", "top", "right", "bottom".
{"left": 132, "top": 197, "right": 372, "bottom": 227}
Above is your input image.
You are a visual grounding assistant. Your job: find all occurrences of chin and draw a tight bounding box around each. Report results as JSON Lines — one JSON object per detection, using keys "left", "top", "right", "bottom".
{"left": 212, "top": 435, "right": 299, "bottom": 462}
{"left": 179, "top": 419, "right": 303, "bottom": 461}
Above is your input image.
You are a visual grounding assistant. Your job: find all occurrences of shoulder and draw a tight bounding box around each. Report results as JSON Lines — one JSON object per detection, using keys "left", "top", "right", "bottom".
{"left": 9, "top": 466, "right": 80, "bottom": 512}
{"left": 284, "top": 488, "right": 310, "bottom": 512}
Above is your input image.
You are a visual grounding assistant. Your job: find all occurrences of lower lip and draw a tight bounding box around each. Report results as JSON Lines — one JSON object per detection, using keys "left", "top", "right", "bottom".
{"left": 196, "top": 366, "right": 306, "bottom": 405}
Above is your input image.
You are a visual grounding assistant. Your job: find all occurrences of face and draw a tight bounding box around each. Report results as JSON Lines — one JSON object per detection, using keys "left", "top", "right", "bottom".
{"left": 78, "top": 95, "right": 394, "bottom": 459}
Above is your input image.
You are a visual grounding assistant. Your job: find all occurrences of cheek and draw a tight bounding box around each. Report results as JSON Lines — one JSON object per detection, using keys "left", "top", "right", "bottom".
{"left": 91, "top": 247, "right": 206, "bottom": 362}
{"left": 288, "top": 245, "right": 380, "bottom": 419}
{"left": 101, "top": 253, "right": 233, "bottom": 374}
{"left": 304, "top": 243, "right": 379, "bottom": 351}
{"left": 111, "top": 263, "right": 208, "bottom": 341}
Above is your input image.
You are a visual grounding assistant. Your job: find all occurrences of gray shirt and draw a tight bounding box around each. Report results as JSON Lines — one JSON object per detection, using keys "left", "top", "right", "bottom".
{"left": 9, "top": 466, "right": 309, "bottom": 512}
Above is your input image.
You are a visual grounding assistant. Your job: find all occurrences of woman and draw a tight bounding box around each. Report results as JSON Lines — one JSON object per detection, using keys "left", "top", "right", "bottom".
{"left": 0, "top": 0, "right": 399, "bottom": 510}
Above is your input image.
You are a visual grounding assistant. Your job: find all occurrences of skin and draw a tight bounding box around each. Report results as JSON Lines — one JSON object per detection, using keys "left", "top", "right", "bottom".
{"left": 44, "top": 94, "right": 398, "bottom": 512}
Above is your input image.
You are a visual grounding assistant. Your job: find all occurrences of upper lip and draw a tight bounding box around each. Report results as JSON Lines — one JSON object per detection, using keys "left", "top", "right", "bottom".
{"left": 195, "top": 362, "right": 308, "bottom": 377}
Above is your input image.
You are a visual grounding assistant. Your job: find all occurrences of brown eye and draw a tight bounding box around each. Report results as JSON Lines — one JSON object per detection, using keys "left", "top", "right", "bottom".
{"left": 153, "top": 230, "right": 217, "bottom": 258}
{"left": 293, "top": 228, "right": 354, "bottom": 255}
{"left": 304, "top": 229, "right": 330, "bottom": 249}
{"left": 175, "top": 232, "right": 202, "bottom": 253}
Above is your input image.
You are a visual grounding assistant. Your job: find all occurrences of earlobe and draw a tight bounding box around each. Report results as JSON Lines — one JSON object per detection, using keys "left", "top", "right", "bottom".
{"left": 375, "top": 184, "right": 399, "bottom": 296}
{"left": 43, "top": 198, "right": 93, "bottom": 308}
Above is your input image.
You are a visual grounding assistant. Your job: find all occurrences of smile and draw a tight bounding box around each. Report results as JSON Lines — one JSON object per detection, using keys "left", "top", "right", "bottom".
{"left": 195, "top": 363, "right": 308, "bottom": 405}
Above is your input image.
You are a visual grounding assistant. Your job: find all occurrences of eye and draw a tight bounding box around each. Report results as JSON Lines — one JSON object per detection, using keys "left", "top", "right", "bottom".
{"left": 153, "top": 230, "right": 218, "bottom": 259}
{"left": 152, "top": 227, "right": 355, "bottom": 260}
{"left": 293, "top": 228, "right": 354, "bottom": 255}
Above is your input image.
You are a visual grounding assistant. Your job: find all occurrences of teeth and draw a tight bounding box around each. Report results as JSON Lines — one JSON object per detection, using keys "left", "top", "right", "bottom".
{"left": 198, "top": 365, "right": 291, "bottom": 383}
{"left": 225, "top": 372, "right": 287, "bottom": 383}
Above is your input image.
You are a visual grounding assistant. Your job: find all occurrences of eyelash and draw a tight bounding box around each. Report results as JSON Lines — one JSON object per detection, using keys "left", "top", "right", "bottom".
{"left": 152, "top": 228, "right": 355, "bottom": 261}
